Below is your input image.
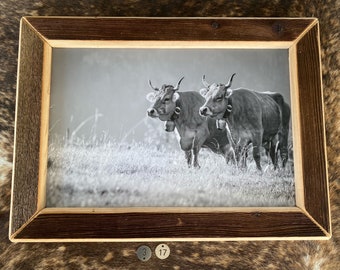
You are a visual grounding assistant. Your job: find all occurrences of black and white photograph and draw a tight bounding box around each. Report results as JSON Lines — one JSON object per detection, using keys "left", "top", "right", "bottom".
{"left": 46, "top": 48, "right": 295, "bottom": 208}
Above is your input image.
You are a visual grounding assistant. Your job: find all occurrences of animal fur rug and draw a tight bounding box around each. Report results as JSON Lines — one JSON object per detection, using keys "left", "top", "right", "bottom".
{"left": 0, "top": 0, "right": 339, "bottom": 269}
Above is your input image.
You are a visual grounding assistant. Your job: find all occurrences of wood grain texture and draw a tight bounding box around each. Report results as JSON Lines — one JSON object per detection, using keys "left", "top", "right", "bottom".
{"left": 16, "top": 211, "right": 323, "bottom": 239}
{"left": 25, "top": 17, "right": 314, "bottom": 42}
{"left": 10, "top": 17, "right": 330, "bottom": 241}
{"left": 296, "top": 24, "right": 330, "bottom": 232}
{"left": 10, "top": 20, "right": 44, "bottom": 235}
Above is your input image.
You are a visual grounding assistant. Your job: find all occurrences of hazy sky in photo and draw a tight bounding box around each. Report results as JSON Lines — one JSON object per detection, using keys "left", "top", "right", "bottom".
{"left": 49, "top": 48, "right": 290, "bottom": 142}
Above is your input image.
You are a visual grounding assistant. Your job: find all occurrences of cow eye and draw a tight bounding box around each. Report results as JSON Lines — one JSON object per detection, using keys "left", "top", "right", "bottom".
{"left": 216, "top": 96, "right": 223, "bottom": 102}
{"left": 163, "top": 97, "right": 170, "bottom": 103}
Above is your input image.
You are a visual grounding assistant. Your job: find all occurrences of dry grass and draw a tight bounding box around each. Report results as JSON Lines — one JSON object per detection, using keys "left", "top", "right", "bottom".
{"left": 46, "top": 137, "right": 295, "bottom": 207}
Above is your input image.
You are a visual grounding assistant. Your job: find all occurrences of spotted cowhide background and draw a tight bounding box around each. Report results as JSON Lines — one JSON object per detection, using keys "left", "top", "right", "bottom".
{"left": 0, "top": 1, "right": 339, "bottom": 269}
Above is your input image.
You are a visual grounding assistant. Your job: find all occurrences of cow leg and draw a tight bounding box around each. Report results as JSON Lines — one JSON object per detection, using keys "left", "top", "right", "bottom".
{"left": 269, "top": 138, "right": 279, "bottom": 170}
{"left": 192, "top": 128, "right": 211, "bottom": 168}
{"left": 180, "top": 138, "right": 194, "bottom": 167}
{"left": 192, "top": 147, "right": 201, "bottom": 168}
{"left": 280, "top": 102, "right": 291, "bottom": 168}
{"left": 234, "top": 144, "right": 243, "bottom": 168}
{"left": 192, "top": 137, "right": 205, "bottom": 168}
{"left": 252, "top": 135, "right": 262, "bottom": 171}
{"left": 221, "top": 144, "right": 236, "bottom": 165}
{"left": 240, "top": 145, "right": 248, "bottom": 168}
{"left": 235, "top": 145, "right": 241, "bottom": 164}
{"left": 279, "top": 142, "right": 289, "bottom": 168}
{"left": 262, "top": 141, "right": 270, "bottom": 160}
{"left": 184, "top": 150, "right": 193, "bottom": 167}
{"left": 236, "top": 139, "right": 249, "bottom": 169}
{"left": 277, "top": 129, "right": 289, "bottom": 168}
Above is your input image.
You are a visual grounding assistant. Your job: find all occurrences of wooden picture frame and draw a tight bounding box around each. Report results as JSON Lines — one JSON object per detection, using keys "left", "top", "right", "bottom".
{"left": 10, "top": 17, "right": 331, "bottom": 242}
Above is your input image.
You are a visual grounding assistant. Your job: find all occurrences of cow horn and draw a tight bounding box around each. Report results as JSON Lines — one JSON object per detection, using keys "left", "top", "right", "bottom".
{"left": 202, "top": 75, "right": 210, "bottom": 88}
{"left": 174, "top": 77, "right": 184, "bottom": 91}
{"left": 148, "top": 80, "right": 158, "bottom": 91}
{"left": 226, "top": 73, "right": 236, "bottom": 88}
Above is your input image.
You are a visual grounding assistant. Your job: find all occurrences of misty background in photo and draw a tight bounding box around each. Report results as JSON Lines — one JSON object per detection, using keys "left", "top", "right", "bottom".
{"left": 49, "top": 48, "right": 290, "bottom": 143}
{"left": 47, "top": 48, "right": 294, "bottom": 208}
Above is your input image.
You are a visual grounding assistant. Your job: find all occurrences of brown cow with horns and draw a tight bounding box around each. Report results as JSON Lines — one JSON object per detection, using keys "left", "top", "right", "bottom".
{"left": 146, "top": 77, "right": 235, "bottom": 168}
{"left": 199, "top": 73, "right": 291, "bottom": 171}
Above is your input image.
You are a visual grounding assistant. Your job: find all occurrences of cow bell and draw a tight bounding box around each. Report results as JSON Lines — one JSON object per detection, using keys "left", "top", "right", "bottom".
{"left": 170, "top": 107, "right": 181, "bottom": 121}
{"left": 216, "top": 119, "right": 227, "bottom": 130}
{"left": 174, "top": 107, "right": 181, "bottom": 115}
{"left": 164, "top": 120, "right": 176, "bottom": 132}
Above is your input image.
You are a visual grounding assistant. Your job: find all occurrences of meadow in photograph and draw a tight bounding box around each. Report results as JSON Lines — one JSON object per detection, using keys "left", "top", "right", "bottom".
{"left": 46, "top": 48, "right": 295, "bottom": 208}
{"left": 46, "top": 116, "right": 295, "bottom": 207}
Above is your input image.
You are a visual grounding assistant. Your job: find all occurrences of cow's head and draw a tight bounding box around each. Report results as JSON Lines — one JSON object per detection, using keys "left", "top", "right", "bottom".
{"left": 146, "top": 77, "right": 184, "bottom": 121}
{"left": 199, "top": 73, "right": 236, "bottom": 119}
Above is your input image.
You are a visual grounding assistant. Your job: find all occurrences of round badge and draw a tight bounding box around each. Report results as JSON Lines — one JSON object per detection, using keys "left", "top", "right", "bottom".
{"left": 155, "top": 244, "right": 170, "bottom": 260}
{"left": 136, "top": 245, "right": 152, "bottom": 262}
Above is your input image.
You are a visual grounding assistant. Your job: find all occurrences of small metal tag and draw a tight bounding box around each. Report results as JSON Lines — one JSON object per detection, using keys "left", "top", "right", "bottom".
{"left": 136, "top": 245, "right": 152, "bottom": 262}
{"left": 155, "top": 244, "right": 170, "bottom": 260}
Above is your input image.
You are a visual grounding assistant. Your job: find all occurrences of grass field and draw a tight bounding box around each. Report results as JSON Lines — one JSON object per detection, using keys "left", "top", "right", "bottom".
{"left": 46, "top": 136, "right": 295, "bottom": 208}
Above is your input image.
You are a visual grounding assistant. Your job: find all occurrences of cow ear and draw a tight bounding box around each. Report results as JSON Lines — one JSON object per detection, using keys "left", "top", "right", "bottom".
{"left": 172, "top": 92, "right": 180, "bottom": 102}
{"left": 225, "top": 88, "right": 233, "bottom": 98}
{"left": 200, "top": 88, "right": 208, "bottom": 97}
{"left": 146, "top": 92, "right": 156, "bottom": 103}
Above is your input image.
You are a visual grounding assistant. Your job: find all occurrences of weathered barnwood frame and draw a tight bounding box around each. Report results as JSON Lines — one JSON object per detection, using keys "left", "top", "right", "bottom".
{"left": 10, "top": 17, "right": 331, "bottom": 241}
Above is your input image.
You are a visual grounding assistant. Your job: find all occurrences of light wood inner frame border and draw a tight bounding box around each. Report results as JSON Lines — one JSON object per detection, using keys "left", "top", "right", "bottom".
{"left": 10, "top": 17, "right": 331, "bottom": 242}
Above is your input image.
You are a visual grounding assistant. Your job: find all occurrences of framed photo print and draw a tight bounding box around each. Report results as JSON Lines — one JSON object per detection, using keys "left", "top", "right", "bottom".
{"left": 10, "top": 17, "right": 331, "bottom": 241}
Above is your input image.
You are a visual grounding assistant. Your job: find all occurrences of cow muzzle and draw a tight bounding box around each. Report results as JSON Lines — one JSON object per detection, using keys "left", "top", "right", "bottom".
{"left": 147, "top": 108, "right": 159, "bottom": 118}
{"left": 199, "top": 106, "right": 211, "bottom": 116}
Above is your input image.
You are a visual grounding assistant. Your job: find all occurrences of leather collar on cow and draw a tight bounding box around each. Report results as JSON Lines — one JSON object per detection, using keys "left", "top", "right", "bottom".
{"left": 222, "top": 98, "right": 233, "bottom": 119}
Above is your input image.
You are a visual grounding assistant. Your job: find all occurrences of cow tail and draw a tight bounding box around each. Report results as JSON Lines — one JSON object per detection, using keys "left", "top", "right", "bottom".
{"left": 275, "top": 94, "right": 290, "bottom": 166}
{"left": 280, "top": 102, "right": 291, "bottom": 165}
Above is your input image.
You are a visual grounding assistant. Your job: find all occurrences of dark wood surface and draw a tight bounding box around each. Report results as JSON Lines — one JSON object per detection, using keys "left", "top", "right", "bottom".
{"left": 296, "top": 24, "right": 330, "bottom": 232}
{"left": 25, "top": 17, "right": 314, "bottom": 41}
{"left": 16, "top": 211, "right": 323, "bottom": 239}
{"left": 10, "top": 18, "right": 330, "bottom": 242}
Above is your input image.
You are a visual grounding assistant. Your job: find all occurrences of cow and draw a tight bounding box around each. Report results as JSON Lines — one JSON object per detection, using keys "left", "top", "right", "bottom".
{"left": 146, "top": 77, "right": 235, "bottom": 168}
{"left": 199, "top": 73, "right": 290, "bottom": 171}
